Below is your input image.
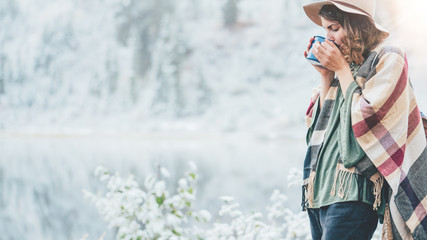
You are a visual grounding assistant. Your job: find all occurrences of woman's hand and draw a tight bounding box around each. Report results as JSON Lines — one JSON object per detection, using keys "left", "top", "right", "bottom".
{"left": 304, "top": 37, "right": 334, "bottom": 79}
{"left": 312, "top": 39, "right": 354, "bottom": 97}
{"left": 304, "top": 37, "right": 335, "bottom": 109}
{"left": 311, "top": 39, "right": 348, "bottom": 72}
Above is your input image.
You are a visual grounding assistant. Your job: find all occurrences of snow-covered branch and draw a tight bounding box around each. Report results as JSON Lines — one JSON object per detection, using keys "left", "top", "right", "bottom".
{"left": 84, "top": 163, "right": 310, "bottom": 240}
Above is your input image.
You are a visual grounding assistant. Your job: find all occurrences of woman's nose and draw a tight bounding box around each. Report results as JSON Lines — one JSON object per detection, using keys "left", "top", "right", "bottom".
{"left": 327, "top": 33, "right": 335, "bottom": 41}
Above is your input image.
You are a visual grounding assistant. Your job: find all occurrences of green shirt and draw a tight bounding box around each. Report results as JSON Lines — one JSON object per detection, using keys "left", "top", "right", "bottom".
{"left": 308, "top": 81, "right": 385, "bottom": 219}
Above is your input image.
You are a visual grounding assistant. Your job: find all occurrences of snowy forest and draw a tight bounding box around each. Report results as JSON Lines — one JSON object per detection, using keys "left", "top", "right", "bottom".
{"left": 0, "top": 0, "right": 316, "bottom": 134}
{"left": 1, "top": 0, "right": 427, "bottom": 239}
{"left": 0, "top": 0, "right": 426, "bottom": 132}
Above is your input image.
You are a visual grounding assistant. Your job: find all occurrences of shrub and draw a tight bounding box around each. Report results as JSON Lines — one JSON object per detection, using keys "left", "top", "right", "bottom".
{"left": 84, "top": 162, "right": 310, "bottom": 240}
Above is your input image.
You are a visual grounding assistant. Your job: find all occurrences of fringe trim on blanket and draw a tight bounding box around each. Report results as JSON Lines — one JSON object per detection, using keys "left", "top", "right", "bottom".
{"left": 382, "top": 204, "right": 393, "bottom": 240}
{"left": 330, "top": 164, "right": 339, "bottom": 196}
{"left": 307, "top": 171, "right": 316, "bottom": 207}
{"left": 330, "top": 164, "right": 356, "bottom": 200}
{"left": 329, "top": 164, "right": 384, "bottom": 211}
{"left": 370, "top": 172, "right": 384, "bottom": 211}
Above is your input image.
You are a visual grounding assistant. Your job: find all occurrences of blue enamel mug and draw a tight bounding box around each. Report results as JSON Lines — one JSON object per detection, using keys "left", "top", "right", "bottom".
{"left": 422, "top": 112, "right": 427, "bottom": 126}
{"left": 306, "top": 36, "right": 339, "bottom": 68}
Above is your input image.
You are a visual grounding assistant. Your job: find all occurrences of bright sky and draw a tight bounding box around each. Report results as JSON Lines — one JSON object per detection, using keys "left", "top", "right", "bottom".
{"left": 387, "top": 0, "right": 427, "bottom": 36}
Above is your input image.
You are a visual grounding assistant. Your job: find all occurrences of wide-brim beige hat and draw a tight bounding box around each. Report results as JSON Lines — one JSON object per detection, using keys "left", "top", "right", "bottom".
{"left": 303, "top": 0, "right": 389, "bottom": 37}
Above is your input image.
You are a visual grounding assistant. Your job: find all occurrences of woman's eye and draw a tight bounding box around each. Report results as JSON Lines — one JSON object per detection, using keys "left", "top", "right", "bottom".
{"left": 332, "top": 28, "right": 339, "bottom": 32}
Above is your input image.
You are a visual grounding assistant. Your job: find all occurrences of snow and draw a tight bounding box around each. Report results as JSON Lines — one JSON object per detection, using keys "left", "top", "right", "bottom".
{"left": 0, "top": 0, "right": 426, "bottom": 239}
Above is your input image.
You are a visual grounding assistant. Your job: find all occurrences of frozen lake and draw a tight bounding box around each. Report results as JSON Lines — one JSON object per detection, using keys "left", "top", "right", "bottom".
{"left": 0, "top": 133, "right": 306, "bottom": 240}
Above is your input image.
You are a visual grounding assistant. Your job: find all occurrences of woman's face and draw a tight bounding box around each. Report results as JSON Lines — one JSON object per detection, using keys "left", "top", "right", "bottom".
{"left": 320, "top": 17, "right": 346, "bottom": 46}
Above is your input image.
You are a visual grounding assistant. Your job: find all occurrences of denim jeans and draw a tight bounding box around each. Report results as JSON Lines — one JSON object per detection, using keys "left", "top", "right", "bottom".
{"left": 307, "top": 201, "right": 378, "bottom": 240}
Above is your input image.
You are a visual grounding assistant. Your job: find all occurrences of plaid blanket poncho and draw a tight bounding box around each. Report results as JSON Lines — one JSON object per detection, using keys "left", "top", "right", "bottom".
{"left": 303, "top": 42, "right": 427, "bottom": 239}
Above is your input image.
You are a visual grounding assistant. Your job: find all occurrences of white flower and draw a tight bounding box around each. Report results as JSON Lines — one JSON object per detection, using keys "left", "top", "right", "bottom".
{"left": 198, "top": 209, "right": 212, "bottom": 222}
{"left": 154, "top": 181, "right": 166, "bottom": 197}
{"left": 94, "top": 165, "right": 108, "bottom": 177}
{"left": 85, "top": 163, "right": 312, "bottom": 240}
{"left": 178, "top": 179, "right": 188, "bottom": 189}
{"left": 160, "top": 167, "right": 171, "bottom": 178}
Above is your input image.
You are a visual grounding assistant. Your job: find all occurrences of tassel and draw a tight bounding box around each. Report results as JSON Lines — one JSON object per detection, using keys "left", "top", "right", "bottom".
{"left": 307, "top": 171, "right": 316, "bottom": 208}
{"left": 330, "top": 164, "right": 339, "bottom": 196}
{"left": 330, "top": 164, "right": 357, "bottom": 200}
{"left": 382, "top": 204, "right": 393, "bottom": 240}
{"left": 344, "top": 172, "right": 353, "bottom": 200}
{"left": 338, "top": 170, "right": 352, "bottom": 199}
{"left": 371, "top": 173, "right": 384, "bottom": 211}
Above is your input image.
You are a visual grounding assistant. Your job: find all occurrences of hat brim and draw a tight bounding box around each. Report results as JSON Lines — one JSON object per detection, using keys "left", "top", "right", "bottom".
{"left": 303, "top": 1, "right": 389, "bottom": 37}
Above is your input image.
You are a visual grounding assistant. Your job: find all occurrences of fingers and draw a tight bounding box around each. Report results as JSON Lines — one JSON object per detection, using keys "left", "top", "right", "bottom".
{"left": 306, "top": 37, "right": 315, "bottom": 52}
{"left": 316, "top": 41, "right": 328, "bottom": 53}
{"left": 322, "top": 39, "right": 337, "bottom": 51}
{"left": 304, "top": 37, "right": 315, "bottom": 58}
{"left": 325, "top": 39, "right": 338, "bottom": 47}
{"left": 312, "top": 42, "right": 326, "bottom": 59}
{"left": 315, "top": 40, "right": 339, "bottom": 60}
{"left": 312, "top": 41, "right": 336, "bottom": 69}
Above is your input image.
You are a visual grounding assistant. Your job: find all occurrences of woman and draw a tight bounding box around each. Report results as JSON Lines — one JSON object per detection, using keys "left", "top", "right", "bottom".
{"left": 301, "top": 0, "right": 427, "bottom": 239}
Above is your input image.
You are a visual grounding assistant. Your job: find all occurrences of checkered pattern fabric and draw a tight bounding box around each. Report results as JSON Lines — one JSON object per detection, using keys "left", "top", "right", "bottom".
{"left": 304, "top": 42, "right": 427, "bottom": 239}
{"left": 350, "top": 43, "right": 427, "bottom": 239}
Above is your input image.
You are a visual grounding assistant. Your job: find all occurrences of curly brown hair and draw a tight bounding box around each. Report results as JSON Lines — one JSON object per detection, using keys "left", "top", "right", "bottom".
{"left": 319, "top": 5, "right": 388, "bottom": 65}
